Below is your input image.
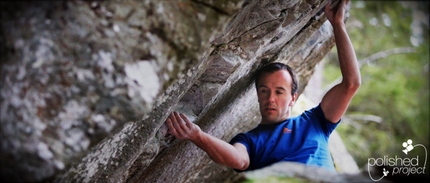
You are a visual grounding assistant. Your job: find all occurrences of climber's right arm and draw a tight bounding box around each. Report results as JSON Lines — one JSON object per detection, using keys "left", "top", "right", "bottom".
{"left": 166, "top": 112, "right": 249, "bottom": 170}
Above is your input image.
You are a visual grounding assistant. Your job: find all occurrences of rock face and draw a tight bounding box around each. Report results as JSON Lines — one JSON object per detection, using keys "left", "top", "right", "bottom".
{"left": 0, "top": 0, "right": 340, "bottom": 182}
{"left": 244, "top": 161, "right": 393, "bottom": 183}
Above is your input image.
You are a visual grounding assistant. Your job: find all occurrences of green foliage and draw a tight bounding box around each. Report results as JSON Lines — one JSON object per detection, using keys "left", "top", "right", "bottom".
{"left": 324, "top": 1, "right": 429, "bottom": 170}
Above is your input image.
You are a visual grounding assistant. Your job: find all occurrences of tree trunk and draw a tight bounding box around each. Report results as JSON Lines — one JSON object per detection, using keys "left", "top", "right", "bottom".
{"left": 0, "top": 0, "right": 339, "bottom": 182}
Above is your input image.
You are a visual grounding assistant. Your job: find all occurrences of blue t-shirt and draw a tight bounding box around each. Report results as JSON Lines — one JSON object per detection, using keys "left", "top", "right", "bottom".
{"left": 229, "top": 104, "right": 339, "bottom": 171}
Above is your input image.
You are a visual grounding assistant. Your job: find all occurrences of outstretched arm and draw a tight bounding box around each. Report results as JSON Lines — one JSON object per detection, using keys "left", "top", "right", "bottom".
{"left": 321, "top": 0, "right": 361, "bottom": 123}
{"left": 166, "top": 112, "right": 250, "bottom": 170}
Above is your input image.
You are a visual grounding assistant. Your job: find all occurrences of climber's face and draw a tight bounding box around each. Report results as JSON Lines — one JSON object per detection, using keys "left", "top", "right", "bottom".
{"left": 257, "top": 70, "right": 297, "bottom": 124}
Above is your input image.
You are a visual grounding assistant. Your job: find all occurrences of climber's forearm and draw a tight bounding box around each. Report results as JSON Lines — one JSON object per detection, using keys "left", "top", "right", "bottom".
{"left": 190, "top": 131, "right": 249, "bottom": 170}
{"left": 165, "top": 111, "right": 249, "bottom": 170}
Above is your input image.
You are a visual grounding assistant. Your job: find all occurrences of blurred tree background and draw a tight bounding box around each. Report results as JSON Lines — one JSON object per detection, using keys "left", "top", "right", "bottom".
{"left": 323, "top": 1, "right": 429, "bottom": 170}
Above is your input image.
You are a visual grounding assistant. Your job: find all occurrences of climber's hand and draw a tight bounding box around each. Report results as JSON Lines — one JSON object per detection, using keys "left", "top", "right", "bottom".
{"left": 325, "top": 0, "right": 349, "bottom": 25}
{"left": 166, "top": 111, "right": 201, "bottom": 141}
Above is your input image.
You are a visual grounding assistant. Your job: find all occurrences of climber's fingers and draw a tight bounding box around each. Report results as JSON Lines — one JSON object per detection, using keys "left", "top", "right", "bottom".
{"left": 166, "top": 114, "right": 179, "bottom": 137}
{"left": 166, "top": 111, "right": 195, "bottom": 140}
{"left": 178, "top": 112, "right": 193, "bottom": 129}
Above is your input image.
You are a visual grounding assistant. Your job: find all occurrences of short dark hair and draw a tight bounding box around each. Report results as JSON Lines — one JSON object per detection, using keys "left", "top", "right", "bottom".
{"left": 254, "top": 62, "right": 299, "bottom": 95}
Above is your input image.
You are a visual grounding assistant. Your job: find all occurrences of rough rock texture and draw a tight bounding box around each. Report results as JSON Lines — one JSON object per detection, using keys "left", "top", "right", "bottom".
{"left": 244, "top": 161, "right": 393, "bottom": 183}
{"left": 0, "top": 0, "right": 350, "bottom": 182}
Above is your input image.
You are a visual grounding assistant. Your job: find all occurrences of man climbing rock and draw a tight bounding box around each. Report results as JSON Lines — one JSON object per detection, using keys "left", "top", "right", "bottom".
{"left": 166, "top": 0, "right": 360, "bottom": 172}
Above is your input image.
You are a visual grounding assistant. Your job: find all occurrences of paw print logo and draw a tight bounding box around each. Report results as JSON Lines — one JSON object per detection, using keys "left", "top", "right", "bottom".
{"left": 402, "top": 139, "right": 414, "bottom": 155}
{"left": 382, "top": 168, "right": 389, "bottom": 177}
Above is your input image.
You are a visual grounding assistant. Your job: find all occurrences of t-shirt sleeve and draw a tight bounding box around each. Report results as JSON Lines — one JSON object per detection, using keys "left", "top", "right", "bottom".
{"left": 313, "top": 103, "right": 340, "bottom": 136}
{"left": 229, "top": 133, "right": 250, "bottom": 153}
